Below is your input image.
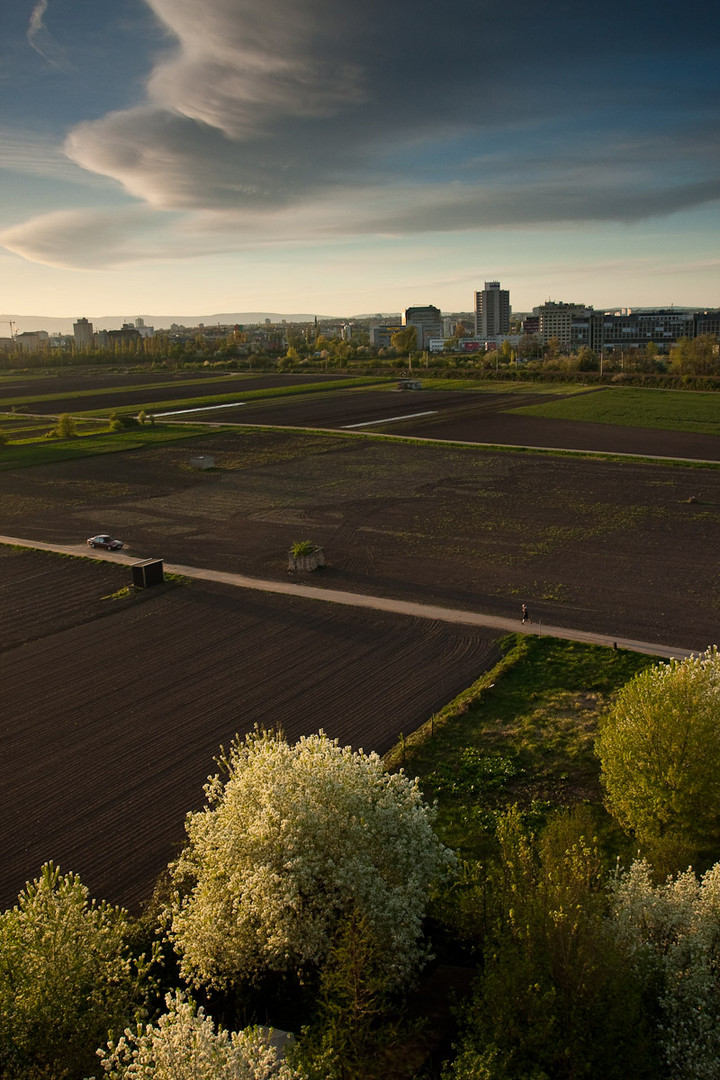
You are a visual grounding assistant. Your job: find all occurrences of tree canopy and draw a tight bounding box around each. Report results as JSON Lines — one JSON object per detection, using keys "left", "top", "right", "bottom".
{"left": 596, "top": 647, "right": 720, "bottom": 866}
{"left": 0, "top": 863, "right": 156, "bottom": 1080}
{"left": 167, "top": 730, "right": 454, "bottom": 991}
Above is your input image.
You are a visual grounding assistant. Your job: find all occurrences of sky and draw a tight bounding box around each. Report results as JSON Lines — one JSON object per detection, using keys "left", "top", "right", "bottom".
{"left": 1, "top": 0, "right": 719, "bottom": 321}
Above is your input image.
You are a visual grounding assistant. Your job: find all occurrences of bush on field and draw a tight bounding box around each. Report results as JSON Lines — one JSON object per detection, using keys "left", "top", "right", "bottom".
{"left": 109, "top": 412, "right": 140, "bottom": 431}
{"left": 45, "top": 412, "right": 77, "bottom": 438}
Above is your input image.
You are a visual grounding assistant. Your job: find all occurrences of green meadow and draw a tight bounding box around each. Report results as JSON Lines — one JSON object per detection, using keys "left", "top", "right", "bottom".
{"left": 509, "top": 386, "right": 720, "bottom": 435}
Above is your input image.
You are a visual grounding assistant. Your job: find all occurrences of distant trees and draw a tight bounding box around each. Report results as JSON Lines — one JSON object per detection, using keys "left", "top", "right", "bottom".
{"left": 596, "top": 647, "right": 720, "bottom": 868}
{"left": 669, "top": 335, "right": 720, "bottom": 376}
{"left": 166, "top": 730, "right": 454, "bottom": 992}
{"left": 0, "top": 864, "right": 156, "bottom": 1080}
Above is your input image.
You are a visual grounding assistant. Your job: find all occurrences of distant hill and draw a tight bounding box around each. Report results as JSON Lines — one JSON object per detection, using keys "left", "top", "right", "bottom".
{"left": 1, "top": 312, "right": 351, "bottom": 335}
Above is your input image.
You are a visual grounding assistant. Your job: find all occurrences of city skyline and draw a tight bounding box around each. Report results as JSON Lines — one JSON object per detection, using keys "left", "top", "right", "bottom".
{"left": 1, "top": 0, "right": 719, "bottom": 318}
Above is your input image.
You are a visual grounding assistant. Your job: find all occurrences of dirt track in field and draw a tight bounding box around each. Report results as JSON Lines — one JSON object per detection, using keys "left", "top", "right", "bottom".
{"left": 0, "top": 547, "right": 499, "bottom": 910}
{"left": 1, "top": 426, "right": 717, "bottom": 649}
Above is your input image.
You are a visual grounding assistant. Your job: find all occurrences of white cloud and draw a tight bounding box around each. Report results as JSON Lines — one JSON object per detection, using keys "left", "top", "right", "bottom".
{"left": 27, "top": 0, "right": 69, "bottom": 69}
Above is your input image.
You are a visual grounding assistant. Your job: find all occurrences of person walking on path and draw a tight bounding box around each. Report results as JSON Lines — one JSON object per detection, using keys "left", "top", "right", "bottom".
{"left": 521, "top": 603, "right": 529, "bottom": 624}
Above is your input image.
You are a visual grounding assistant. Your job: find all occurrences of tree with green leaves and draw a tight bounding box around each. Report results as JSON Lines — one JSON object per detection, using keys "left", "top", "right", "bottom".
{"left": 390, "top": 327, "right": 417, "bottom": 356}
{"left": 445, "top": 808, "right": 656, "bottom": 1080}
{"left": 0, "top": 863, "right": 157, "bottom": 1080}
{"left": 596, "top": 647, "right": 720, "bottom": 869}
{"left": 611, "top": 858, "right": 720, "bottom": 1080}
{"left": 166, "top": 730, "right": 454, "bottom": 992}
{"left": 46, "top": 412, "right": 77, "bottom": 438}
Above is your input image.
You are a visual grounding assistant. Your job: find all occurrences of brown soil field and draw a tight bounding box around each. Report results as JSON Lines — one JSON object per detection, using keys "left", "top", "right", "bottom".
{"left": 0, "top": 371, "right": 358, "bottom": 415}
{"left": 194, "top": 387, "right": 720, "bottom": 462}
{"left": 0, "top": 546, "right": 498, "bottom": 911}
{"left": 1, "top": 426, "right": 717, "bottom": 650}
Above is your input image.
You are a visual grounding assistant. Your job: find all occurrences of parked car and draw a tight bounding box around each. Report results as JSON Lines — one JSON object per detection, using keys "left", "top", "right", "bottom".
{"left": 86, "top": 534, "right": 124, "bottom": 550}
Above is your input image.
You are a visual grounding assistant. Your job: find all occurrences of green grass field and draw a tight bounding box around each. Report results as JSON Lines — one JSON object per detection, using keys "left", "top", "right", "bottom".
{"left": 419, "top": 378, "right": 587, "bottom": 395}
{"left": 386, "top": 635, "right": 654, "bottom": 861}
{"left": 509, "top": 386, "right": 720, "bottom": 435}
{"left": 0, "top": 424, "right": 223, "bottom": 470}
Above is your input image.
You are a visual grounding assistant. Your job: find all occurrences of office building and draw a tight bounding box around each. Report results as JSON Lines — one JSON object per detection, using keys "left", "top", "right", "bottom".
{"left": 402, "top": 305, "right": 443, "bottom": 350}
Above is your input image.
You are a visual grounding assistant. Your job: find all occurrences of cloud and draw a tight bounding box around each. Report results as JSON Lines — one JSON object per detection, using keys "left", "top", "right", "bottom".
{"left": 27, "top": 0, "right": 69, "bottom": 69}
{"left": 6, "top": 0, "right": 720, "bottom": 269}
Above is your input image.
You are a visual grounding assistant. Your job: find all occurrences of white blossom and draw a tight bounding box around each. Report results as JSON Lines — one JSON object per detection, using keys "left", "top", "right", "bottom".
{"left": 612, "top": 859, "right": 720, "bottom": 1080}
{"left": 167, "top": 730, "right": 455, "bottom": 990}
{"left": 98, "top": 991, "right": 302, "bottom": 1079}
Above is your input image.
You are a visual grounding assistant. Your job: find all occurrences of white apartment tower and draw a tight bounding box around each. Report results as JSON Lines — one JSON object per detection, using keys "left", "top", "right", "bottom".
{"left": 474, "top": 281, "right": 510, "bottom": 338}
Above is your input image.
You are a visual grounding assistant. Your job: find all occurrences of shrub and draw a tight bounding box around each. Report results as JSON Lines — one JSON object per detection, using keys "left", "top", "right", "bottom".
{"left": 0, "top": 863, "right": 157, "bottom": 1080}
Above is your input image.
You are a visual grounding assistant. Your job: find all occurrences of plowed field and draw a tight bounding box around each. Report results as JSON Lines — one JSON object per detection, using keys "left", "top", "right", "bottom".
{"left": 0, "top": 547, "right": 498, "bottom": 911}
{"left": 0, "top": 371, "right": 355, "bottom": 415}
{"left": 2, "top": 427, "right": 717, "bottom": 650}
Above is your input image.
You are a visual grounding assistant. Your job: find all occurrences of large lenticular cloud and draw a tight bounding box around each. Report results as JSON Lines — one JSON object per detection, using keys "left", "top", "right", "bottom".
{"left": 3, "top": 0, "right": 719, "bottom": 269}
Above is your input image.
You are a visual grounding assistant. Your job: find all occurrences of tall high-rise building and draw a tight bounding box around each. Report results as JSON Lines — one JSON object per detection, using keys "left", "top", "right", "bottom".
{"left": 474, "top": 281, "right": 510, "bottom": 338}
{"left": 73, "top": 317, "right": 93, "bottom": 349}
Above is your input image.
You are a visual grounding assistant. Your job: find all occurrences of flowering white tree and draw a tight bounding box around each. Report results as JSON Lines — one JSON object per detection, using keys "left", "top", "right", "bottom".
{"left": 167, "top": 730, "right": 454, "bottom": 990}
{"left": 0, "top": 863, "right": 156, "bottom": 1080}
{"left": 612, "top": 859, "right": 720, "bottom": 1080}
{"left": 98, "top": 991, "right": 302, "bottom": 1080}
{"left": 596, "top": 647, "right": 720, "bottom": 865}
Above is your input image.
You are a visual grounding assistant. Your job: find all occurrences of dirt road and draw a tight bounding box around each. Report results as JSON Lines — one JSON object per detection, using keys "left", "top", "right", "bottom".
{"left": 0, "top": 535, "right": 695, "bottom": 660}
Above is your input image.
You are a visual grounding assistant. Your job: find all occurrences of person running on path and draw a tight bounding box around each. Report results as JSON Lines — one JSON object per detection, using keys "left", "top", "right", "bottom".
{"left": 521, "top": 603, "right": 529, "bottom": 624}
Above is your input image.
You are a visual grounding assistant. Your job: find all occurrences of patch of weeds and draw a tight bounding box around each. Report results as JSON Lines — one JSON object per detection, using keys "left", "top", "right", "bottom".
{"left": 102, "top": 585, "right": 134, "bottom": 601}
{"left": 424, "top": 748, "right": 523, "bottom": 801}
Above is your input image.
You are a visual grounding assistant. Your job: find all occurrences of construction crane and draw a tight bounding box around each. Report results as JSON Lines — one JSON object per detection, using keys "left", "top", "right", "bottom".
{"left": 3, "top": 320, "right": 16, "bottom": 339}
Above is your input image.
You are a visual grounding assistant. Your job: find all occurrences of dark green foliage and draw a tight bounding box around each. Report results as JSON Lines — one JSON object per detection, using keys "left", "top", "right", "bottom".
{"left": 445, "top": 809, "right": 659, "bottom": 1080}
{"left": 109, "top": 412, "right": 140, "bottom": 430}
{"left": 293, "top": 911, "right": 407, "bottom": 1080}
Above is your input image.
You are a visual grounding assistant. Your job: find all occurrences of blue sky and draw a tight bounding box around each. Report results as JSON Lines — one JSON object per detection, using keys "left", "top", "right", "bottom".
{"left": 1, "top": 0, "right": 719, "bottom": 319}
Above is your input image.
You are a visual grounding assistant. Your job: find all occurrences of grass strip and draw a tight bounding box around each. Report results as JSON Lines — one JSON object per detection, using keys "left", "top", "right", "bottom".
{"left": 0, "top": 424, "right": 230, "bottom": 470}
{"left": 416, "top": 378, "right": 588, "bottom": 395}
